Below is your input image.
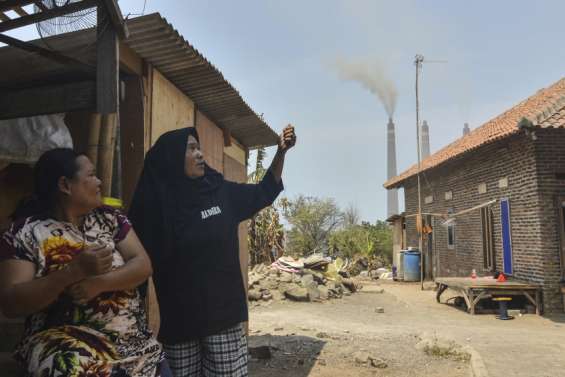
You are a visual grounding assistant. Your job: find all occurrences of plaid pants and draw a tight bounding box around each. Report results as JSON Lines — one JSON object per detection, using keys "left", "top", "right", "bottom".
{"left": 163, "top": 324, "right": 248, "bottom": 377}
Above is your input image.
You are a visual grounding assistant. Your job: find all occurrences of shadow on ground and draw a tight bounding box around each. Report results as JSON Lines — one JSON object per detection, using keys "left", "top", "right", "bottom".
{"left": 248, "top": 334, "right": 326, "bottom": 377}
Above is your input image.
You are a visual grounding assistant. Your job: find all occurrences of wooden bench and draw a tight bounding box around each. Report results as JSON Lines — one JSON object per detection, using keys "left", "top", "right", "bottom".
{"left": 435, "top": 277, "right": 542, "bottom": 315}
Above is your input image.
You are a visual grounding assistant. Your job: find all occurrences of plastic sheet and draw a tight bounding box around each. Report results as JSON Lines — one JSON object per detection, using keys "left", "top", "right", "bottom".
{"left": 0, "top": 114, "right": 73, "bottom": 165}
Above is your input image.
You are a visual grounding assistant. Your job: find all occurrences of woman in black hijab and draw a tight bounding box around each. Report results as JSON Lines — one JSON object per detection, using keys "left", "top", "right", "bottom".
{"left": 129, "top": 125, "right": 296, "bottom": 377}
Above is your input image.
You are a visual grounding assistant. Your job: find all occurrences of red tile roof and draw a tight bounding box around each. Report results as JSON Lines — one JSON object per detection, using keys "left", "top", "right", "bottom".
{"left": 384, "top": 78, "right": 565, "bottom": 188}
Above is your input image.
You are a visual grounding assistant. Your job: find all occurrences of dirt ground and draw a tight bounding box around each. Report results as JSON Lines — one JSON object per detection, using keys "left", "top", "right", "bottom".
{"left": 248, "top": 281, "right": 471, "bottom": 377}
{"left": 249, "top": 279, "right": 565, "bottom": 377}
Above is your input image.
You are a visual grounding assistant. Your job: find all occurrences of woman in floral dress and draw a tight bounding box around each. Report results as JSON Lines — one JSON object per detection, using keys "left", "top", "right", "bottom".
{"left": 0, "top": 148, "right": 166, "bottom": 377}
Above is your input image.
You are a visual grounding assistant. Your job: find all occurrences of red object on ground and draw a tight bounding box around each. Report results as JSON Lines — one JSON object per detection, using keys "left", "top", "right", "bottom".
{"left": 497, "top": 273, "right": 507, "bottom": 282}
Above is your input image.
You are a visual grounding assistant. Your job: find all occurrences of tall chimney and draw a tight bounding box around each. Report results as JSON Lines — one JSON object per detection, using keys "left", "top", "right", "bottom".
{"left": 463, "top": 122, "right": 470, "bottom": 136}
{"left": 421, "top": 120, "right": 430, "bottom": 159}
{"left": 387, "top": 117, "right": 399, "bottom": 217}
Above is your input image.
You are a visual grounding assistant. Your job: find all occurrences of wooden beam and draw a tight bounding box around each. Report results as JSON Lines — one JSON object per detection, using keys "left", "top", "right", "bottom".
{"left": 0, "top": 12, "right": 10, "bottom": 21}
{"left": 0, "top": 34, "right": 95, "bottom": 76}
{"left": 0, "top": 0, "right": 97, "bottom": 33}
{"left": 13, "top": 6, "right": 28, "bottom": 16}
{"left": 0, "top": 81, "right": 96, "bottom": 120}
{"left": 32, "top": 1, "right": 47, "bottom": 12}
{"left": 96, "top": 4, "right": 118, "bottom": 114}
{"left": 101, "top": 0, "right": 128, "bottom": 39}
{"left": 0, "top": 1, "right": 34, "bottom": 13}
{"left": 118, "top": 40, "right": 143, "bottom": 75}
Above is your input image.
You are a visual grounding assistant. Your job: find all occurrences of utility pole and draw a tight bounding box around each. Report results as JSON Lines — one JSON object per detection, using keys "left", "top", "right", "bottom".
{"left": 415, "top": 54, "right": 424, "bottom": 291}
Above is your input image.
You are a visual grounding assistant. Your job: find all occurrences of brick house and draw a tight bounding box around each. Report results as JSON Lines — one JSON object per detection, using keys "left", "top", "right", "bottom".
{"left": 384, "top": 78, "right": 565, "bottom": 312}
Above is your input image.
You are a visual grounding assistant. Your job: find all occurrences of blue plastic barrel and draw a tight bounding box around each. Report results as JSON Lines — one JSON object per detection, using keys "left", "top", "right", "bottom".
{"left": 403, "top": 251, "right": 421, "bottom": 282}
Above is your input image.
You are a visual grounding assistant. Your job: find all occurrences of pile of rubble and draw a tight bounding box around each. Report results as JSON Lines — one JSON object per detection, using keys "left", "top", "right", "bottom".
{"left": 248, "top": 255, "right": 361, "bottom": 303}
{"left": 346, "top": 256, "right": 392, "bottom": 279}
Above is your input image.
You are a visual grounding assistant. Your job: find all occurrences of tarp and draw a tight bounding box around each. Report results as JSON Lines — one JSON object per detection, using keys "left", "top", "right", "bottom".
{"left": 0, "top": 114, "right": 73, "bottom": 165}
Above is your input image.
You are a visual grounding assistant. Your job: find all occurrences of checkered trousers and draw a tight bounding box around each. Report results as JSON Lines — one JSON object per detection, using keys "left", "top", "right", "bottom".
{"left": 163, "top": 324, "right": 248, "bottom": 377}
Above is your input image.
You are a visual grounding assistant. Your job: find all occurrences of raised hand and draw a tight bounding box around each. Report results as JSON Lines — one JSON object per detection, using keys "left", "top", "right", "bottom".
{"left": 278, "top": 124, "right": 296, "bottom": 153}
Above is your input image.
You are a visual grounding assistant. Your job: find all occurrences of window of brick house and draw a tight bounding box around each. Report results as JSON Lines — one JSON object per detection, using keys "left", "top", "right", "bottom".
{"left": 481, "top": 207, "right": 495, "bottom": 271}
{"left": 447, "top": 208, "right": 455, "bottom": 249}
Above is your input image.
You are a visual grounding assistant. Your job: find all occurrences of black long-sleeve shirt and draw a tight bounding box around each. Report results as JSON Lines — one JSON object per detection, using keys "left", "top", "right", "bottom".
{"left": 154, "top": 170, "right": 283, "bottom": 343}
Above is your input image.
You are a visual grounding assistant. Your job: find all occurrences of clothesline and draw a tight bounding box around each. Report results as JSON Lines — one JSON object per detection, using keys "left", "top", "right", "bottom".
{"left": 403, "top": 199, "right": 499, "bottom": 220}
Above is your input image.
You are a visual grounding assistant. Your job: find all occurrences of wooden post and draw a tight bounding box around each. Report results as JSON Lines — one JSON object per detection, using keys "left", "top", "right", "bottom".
{"left": 97, "top": 113, "right": 117, "bottom": 197}
{"left": 96, "top": 4, "right": 119, "bottom": 197}
{"left": 86, "top": 113, "right": 101, "bottom": 168}
{"left": 96, "top": 4, "right": 118, "bottom": 115}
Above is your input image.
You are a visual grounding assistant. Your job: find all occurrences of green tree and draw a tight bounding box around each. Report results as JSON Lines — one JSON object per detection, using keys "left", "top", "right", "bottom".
{"left": 329, "top": 220, "right": 392, "bottom": 264}
{"left": 282, "top": 195, "right": 343, "bottom": 256}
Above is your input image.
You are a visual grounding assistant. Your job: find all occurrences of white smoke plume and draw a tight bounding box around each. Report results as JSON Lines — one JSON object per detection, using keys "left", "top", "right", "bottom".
{"left": 334, "top": 56, "right": 397, "bottom": 117}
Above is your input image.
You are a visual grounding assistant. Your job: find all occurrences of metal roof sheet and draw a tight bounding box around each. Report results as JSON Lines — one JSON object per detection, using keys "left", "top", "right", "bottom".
{"left": 0, "top": 12, "right": 278, "bottom": 148}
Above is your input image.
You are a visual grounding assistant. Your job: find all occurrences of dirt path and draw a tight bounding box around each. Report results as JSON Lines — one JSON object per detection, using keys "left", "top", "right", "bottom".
{"left": 249, "top": 280, "right": 565, "bottom": 377}
{"left": 248, "top": 282, "right": 471, "bottom": 377}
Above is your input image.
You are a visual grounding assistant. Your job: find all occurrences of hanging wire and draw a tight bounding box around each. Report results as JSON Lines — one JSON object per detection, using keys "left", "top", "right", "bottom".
{"left": 125, "top": 0, "right": 148, "bottom": 19}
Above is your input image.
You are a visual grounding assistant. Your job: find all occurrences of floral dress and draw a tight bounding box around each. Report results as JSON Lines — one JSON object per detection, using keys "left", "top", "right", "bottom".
{"left": 0, "top": 206, "right": 164, "bottom": 377}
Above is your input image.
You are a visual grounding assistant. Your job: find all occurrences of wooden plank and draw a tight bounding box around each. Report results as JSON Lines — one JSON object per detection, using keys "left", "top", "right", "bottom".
{"left": 150, "top": 68, "right": 195, "bottom": 145}
{"left": 0, "top": 81, "right": 96, "bottom": 120}
{"left": 195, "top": 110, "right": 223, "bottom": 172}
{"left": 0, "top": 0, "right": 97, "bottom": 33}
{"left": 435, "top": 277, "right": 541, "bottom": 289}
{"left": 96, "top": 4, "right": 118, "bottom": 114}
{"left": 119, "top": 76, "right": 145, "bottom": 209}
{"left": 0, "top": 12, "right": 10, "bottom": 21}
{"left": 0, "top": 34, "right": 95, "bottom": 76}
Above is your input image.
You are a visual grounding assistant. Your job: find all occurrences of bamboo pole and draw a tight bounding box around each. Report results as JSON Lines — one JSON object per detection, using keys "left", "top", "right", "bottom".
{"left": 97, "top": 113, "right": 117, "bottom": 197}
{"left": 86, "top": 113, "right": 101, "bottom": 168}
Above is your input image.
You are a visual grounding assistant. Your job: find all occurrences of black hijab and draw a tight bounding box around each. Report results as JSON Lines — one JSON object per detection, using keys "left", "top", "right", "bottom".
{"left": 128, "top": 127, "right": 223, "bottom": 267}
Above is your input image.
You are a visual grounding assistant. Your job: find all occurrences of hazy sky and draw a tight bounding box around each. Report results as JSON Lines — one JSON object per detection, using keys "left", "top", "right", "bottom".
{"left": 6, "top": 1, "right": 565, "bottom": 221}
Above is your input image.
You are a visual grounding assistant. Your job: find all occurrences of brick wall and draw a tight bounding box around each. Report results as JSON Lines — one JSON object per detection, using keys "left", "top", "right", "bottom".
{"left": 533, "top": 129, "right": 565, "bottom": 311}
{"left": 401, "top": 130, "right": 564, "bottom": 312}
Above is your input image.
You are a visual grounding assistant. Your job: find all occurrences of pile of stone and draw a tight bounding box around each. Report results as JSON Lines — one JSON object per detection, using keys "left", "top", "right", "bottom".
{"left": 345, "top": 256, "right": 389, "bottom": 278}
{"left": 248, "top": 255, "right": 361, "bottom": 303}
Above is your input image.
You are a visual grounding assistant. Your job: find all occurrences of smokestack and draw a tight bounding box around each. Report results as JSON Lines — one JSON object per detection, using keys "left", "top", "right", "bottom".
{"left": 463, "top": 122, "right": 470, "bottom": 136}
{"left": 387, "top": 117, "right": 399, "bottom": 217}
{"left": 421, "top": 120, "right": 430, "bottom": 159}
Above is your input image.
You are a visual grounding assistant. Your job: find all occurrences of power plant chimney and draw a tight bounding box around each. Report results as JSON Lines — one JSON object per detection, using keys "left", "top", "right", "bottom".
{"left": 387, "top": 117, "right": 399, "bottom": 217}
{"left": 421, "top": 120, "right": 430, "bottom": 159}
{"left": 463, "top": 122, "right": 471, "bottom": 136}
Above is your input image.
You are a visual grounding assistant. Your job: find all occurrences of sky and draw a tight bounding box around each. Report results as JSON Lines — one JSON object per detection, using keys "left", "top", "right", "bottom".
{"left": 6, "top": 0, "right": 565, "bottom": 221}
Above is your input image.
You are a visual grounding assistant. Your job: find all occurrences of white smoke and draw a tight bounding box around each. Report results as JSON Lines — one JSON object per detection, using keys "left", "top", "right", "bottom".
{"left": 334, "top": 56, "right": 397, "bottom": 117}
